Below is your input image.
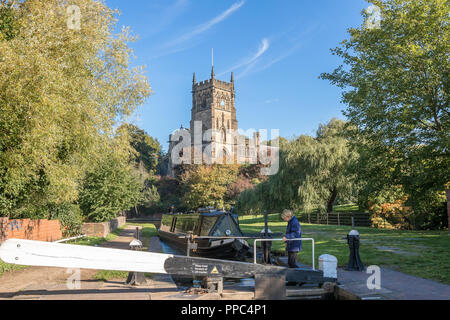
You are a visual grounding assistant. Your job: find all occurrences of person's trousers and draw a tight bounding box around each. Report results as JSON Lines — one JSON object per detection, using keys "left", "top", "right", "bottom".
{"left": 288, "top": 251, "right": 298, "bottom": 268}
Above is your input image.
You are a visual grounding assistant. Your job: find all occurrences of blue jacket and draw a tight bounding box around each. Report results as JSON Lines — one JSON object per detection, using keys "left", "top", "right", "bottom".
{"left": 285, "top": 216, "right": 302, "bottom": 252}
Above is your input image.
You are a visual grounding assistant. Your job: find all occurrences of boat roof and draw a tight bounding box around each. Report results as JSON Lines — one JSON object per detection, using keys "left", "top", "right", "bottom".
{"left": 200, "top": 210, "right": 237, "bottom": 218}
{"left": 163, "top": 210, "right": 237, "bottom": 218}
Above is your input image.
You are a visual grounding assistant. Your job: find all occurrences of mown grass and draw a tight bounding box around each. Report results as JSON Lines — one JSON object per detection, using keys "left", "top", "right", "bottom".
{"left": 239, "top": 214, "right": 450, "bottom": 284}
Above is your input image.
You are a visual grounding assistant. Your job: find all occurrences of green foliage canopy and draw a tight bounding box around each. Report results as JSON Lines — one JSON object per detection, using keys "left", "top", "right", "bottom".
{"left": 0, "top": 0, "right": 151, "bottom": 218}
{"left": 320, "top": 0, "right": 449, "bottom": 213}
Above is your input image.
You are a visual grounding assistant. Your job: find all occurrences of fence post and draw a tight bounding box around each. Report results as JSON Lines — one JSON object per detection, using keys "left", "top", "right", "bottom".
{"left": 308, "top": 213, "right": 311, "bottom": 224}
{"left": 327, "top": 213, "right": 329, "bottom": 225}
{"left": 337, "top": 212, "right": 340, "bottom": 226}
{"left": 316, "top": 213, "right": 319, "bottom": 224}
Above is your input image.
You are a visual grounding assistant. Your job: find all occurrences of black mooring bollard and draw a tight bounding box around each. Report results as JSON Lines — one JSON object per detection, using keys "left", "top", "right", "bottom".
{"left": 346, "top": 229, "right": 364, "bottom": 271}
{"left": 125, "top": 238, "right": 146, "bottom": 285}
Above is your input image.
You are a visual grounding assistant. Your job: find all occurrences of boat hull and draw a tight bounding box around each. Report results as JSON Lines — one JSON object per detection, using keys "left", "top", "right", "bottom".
{"left": 158, "top": 230, "right": 250, "bottom": 261}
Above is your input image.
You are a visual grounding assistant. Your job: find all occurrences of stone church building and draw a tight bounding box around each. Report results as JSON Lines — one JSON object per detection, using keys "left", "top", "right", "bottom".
{"left": 168, "top": 66, "right": 272, "bottom": 177}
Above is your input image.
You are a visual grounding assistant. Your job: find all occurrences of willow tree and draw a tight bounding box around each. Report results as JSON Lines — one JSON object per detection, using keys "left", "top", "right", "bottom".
{"left": 236, "top": 120, "right": 358, "bottom": 214}
{"left": 321, "top": 0, "right": 449, "bottom": 227}
{"left": 279, "top": 120, "right": 359, "bottom": 213}
{"left": 0, "top": 0, "right": 151, "bottom": 217}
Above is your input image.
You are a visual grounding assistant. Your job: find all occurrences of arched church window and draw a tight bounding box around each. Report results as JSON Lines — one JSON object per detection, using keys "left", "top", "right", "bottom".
{"left": 222, "top": 128, "right": 227, "bottom": 143}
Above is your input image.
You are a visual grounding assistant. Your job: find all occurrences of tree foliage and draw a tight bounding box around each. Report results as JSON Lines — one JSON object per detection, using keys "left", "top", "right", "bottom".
{"left": 320, "top": 0, "right": 449, "bottom": 218}
{"left": 181, "top": 165, "right": 239, "bottom": 210}
{"left": 119, "top": 124, "right": 161, "bottom": 174}
{"left": 78, "top": 149, "right": 142, "bottom": 223}
{"left": 0, "top": 0, "right": 151, "bottom": 218}
{"left": 236, "top": 119, "right": 358, "bottom": 214}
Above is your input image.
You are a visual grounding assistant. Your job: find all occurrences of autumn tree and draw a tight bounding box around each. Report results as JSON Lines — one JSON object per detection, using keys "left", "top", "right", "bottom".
{"left": 181, "top": 165, "right": 239, "bottom": 210}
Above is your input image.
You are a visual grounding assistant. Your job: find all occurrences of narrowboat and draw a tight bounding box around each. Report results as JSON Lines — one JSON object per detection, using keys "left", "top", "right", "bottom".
{"left": 158, "top": 209, "right": 251, "bottom": 261}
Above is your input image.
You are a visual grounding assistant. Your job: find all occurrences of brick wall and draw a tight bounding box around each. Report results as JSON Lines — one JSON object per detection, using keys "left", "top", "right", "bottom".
{"left": 0, "top": 218, "right": 63, "bottom": 244}
{"left": 81, "top": 216, "right": 126, "bottom": 238}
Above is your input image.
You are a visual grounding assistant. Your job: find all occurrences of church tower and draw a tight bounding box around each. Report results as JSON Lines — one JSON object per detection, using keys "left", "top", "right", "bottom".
{"left": 190, "top": 67, "right": 237, "bottom": 161}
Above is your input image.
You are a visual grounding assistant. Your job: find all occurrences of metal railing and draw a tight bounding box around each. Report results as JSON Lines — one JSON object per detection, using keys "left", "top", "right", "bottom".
{"left": 253, "top": 238, "right": 315, "bottom": 270}
{"left": 53, "top": 234, "right": 86, "bottom": 243}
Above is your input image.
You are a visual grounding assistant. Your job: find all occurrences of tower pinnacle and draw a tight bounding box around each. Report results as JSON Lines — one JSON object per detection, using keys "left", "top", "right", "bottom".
{"left": 211, "top": 48, "right": 215, "bottom": 80}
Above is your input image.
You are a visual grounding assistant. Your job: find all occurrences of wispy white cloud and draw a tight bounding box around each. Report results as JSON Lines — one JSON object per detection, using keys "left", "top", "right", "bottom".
{"left": 153, "top": 1, "right": 245, "bottom": 58}
{"left": 264, "top": 98, "right": 279, "bottom": 104}
{"left": 252, "top": 42, "right": 303, "bottom": 74}
{"left": 235, "top": 24, "right": 321, "bottom": 79}
{"left": 218, "top": 38, "right": 270, "bottom": 77}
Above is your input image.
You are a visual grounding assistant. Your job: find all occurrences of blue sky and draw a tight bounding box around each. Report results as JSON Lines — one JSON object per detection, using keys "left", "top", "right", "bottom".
{"left": 104, "top": 0, "right": 370, "bottom": 151}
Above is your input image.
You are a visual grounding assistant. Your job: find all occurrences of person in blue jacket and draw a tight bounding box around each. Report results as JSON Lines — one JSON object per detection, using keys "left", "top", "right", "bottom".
{"left": 281, "top": 209, "right": 302, "bottom": 268}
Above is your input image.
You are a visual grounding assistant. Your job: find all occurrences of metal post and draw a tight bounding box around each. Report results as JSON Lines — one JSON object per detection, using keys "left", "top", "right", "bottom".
{"left": 186, "top": 237, "right": 190, "bottom": 257}
{"left": 253, "top": 238, "right": 315, "bottom": 270}
{"left": 351, "top": 216, "right": 355, "bottom": 229}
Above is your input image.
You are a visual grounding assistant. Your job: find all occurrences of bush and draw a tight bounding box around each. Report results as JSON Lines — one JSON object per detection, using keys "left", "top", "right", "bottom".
{"left": 79, "top": 157, "right": 143, "bottom": 223}
{"left": 48, "top": 203, "right": 83, "bottom": 237}
{"left": 369, "top": 198, "right": 413, "bottom": 229}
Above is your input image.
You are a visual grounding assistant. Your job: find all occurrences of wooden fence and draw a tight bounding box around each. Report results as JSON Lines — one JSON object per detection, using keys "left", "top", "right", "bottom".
{"left": 297, "top": 212, "right": 372, "bottom": 227}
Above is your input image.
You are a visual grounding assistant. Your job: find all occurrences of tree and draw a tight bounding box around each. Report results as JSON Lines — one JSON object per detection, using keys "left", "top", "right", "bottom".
{"left": 79, "top": 149, "right": 142, "bottom": 223}
{"left": 119, "top": 124, "right": 161, "bottom": 174}
{"left": 181, "top": 165, "right": 239, "bottom": 210}
{"left": 0, "top": 0, "right": 150, "bottom": 217}
{"left": 320, "top": 0, "right": 449, "bottom": 219}
{"left": 236, "top": 121, "right": 359, "bottom": 214}
{"left": 299, "top": 119, "right": 359, "bottom": 213}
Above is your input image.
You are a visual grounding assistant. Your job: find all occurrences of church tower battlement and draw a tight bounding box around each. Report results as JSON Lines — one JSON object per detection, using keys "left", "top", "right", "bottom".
{"left": 190, "top": 67, "right": 237, "bottom": 139}
{"left": 168, "top": 65, "right": 272, "bottom": 177}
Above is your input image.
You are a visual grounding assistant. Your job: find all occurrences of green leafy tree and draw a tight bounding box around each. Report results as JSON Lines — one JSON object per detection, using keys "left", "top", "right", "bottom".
{"left": 0, "top": 0, "right": 150, "bottom": 217}
{"left": 236, "top": 120, "right": 359, "bottom": 214}
{"left": 79, "top": 150, "right": 142, "bottom": 223}
{"left": 320, "top": 0, "right": 449, "bottom": 219}
{"left": 119, "top": 124, "right": 161, "bottom": 174}
{"left": 182, "top": 165, "right": 239, "bottom": 210}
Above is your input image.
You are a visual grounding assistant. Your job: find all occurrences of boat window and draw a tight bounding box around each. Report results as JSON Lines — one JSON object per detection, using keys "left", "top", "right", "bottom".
{"left": 160, "top": 215, "right": 173, "bottom": 232}
{"left": 211, "top": 215, "right": 242, "bottom": 237}
{"left": 173, "top": 215, "right": 198, "bottom": 233}
{"left": 199, "top": 216, "right": 218, "bottom": 236}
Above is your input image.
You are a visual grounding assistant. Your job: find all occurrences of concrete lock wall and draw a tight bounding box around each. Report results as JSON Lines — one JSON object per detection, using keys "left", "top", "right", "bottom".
{"left": 81, "top": 216, "right": 126, "bottom": 238}
{"left": 0, "top": 218, "right": 63, "bottom": 244}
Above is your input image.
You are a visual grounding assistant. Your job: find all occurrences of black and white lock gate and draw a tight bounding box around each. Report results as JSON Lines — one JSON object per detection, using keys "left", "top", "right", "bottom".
{"left": 0, "top": 239, "right": 336, "bottom": 297}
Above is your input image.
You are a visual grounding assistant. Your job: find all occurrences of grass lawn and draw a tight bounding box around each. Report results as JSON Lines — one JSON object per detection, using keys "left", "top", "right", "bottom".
{"left": 0, "top": 260, "right": 28, "bottom": 277}
{"left": 239, "top": 214, "right": 450, "bottom": 285}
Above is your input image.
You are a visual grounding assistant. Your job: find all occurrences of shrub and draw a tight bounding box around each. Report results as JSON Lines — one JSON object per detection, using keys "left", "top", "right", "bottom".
{"left": 48, "top": 203, "right": 83, "bottom": 237}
